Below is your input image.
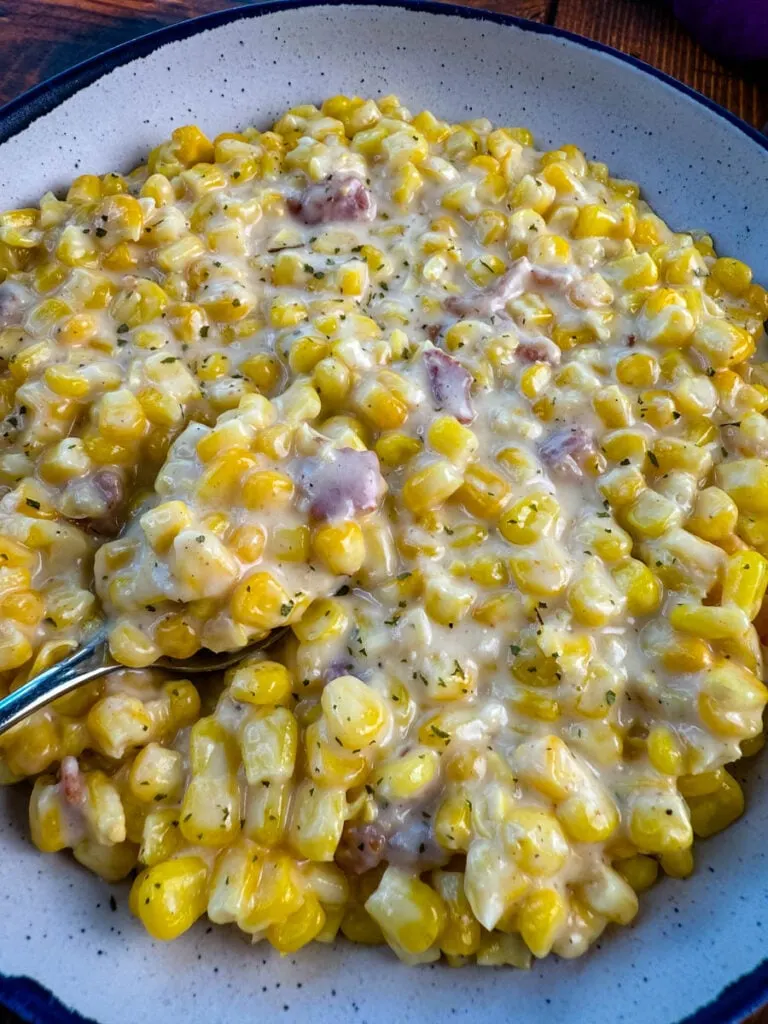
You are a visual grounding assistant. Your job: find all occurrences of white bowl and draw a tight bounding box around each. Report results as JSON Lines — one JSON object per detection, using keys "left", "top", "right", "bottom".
{"left": 1, "top": 4, "right": 767, "bottom": 1022}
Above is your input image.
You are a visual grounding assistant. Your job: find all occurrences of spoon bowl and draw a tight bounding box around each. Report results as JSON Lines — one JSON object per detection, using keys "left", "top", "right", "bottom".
{"left": 0, "top": 628, "right": 286, "bottom": 737}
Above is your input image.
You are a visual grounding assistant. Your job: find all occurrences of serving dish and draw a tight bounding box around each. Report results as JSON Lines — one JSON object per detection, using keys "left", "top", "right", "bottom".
{"left": 0, "top": 3, "right": 767, "bottom": 1022}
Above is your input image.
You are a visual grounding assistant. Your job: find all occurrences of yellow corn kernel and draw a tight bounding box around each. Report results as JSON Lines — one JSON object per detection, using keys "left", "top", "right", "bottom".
{"left": 698, "top": 662, "right": 768, "bottom": 738}
{"left": 568, "top": 569, "right": 624, "bottom": 627}
{"left": 312, "top": 520, "right": 365, "bottom": 576}
{"left": 669, "top": 602, "right": 750, "bottom": 641}
{"left": 647, "top": 725, "right": 685, "bottom": 776}
{"left": 518, "top": 887, "right": 568, "bottom": 959}
{"left": 687, "top": 486, "right": 738, "bottom": 541}
{"left": 375, "top": 431, "right": 422, "bottom": 467}
{"left": 269, "top": 893, "right": 327, "bottom": 954}
{"left": 231, "top": 572, "right": 293, "bottom": 630}
{"left": 292, "top": 597, "right": 349, "bottom": 645}
{"left": 128, "top": 743, "right": 184, "bottom": 803}
{"left": 660, "top": 848, "right": 694, "bottom": 879}
{"left": 464, "top": 839, "right": 529, "bottom": 931}
{"left": 684, "top": 769, "right": 744, "bottom": 838}
{"left": 628, "top": 790, "right": 692, "bottom": 854}
{"left": 503, "top": 808, "right": 569, "bottom": 876}
{"left": 288, "top": 781, "right": 346, "bottom": 862}
{"left": 376, "top": 748, "right": 440, "bottom": 801}
{"left": 455, "top": 462, "right": 511, "bottom": 519}
{"left": 431, "top": 871, "right": 480, "bottom": 957}
{"left": 693, "top": 319, "right": 754, "bottom": 368}
{"left": 718, "top": 458, "right": 768, "bottom": 513}
{"left": 304, "top": 719, "right": 368, "bottom": 789}
{"left": 624, "top": 489, "right": 680, "bottom": 538}
{"left": 239, "top": 705, "right": 298, "bottom": 784}
{"left": 238, "top": 852, "right": 303, "bottom": 934}
{"left": 97, "top": 389, "right": 147, "bottom": 442}
{"left": 365, "top": 867, "right": 446, "bottom": 956}
{"left": 154, "top": 615, "right": 200, "bottom": 660}
{"left": 557, "top": 786, "right": 619, "bottom": 843}
{"left": 424, "top": 575, "right": 475, "bottom": 627}
{"left": 722, "top": 550, "right": 768, "bottom": 619}
{"left": 108, "top": 621, "right": 160, "bottom": 669}
{"left": 402, "top": 460, "right": 463, "bottom": 516}
{"left": 499, "top": 491, "right": 559, "bottom": 546}
{"left": 321, "top": 674, "right": 390, "bottom": 749}
{"left": 356, "top": 380, "right": 408, "bottom": 430}
{"left": 712, "top": 257, "right": 752, "bottom": 296}
{"left": 598, "top": 465, "right": 647, "bottom": 507}
{"left": 131, "top": 857, "right": 208, "bottom": 940}
{"left": 508, "top": 540, "right": 569, "bottom": 598}
{"left": 427, "top": 416, "right": 478, "bottom": 466}
{"left": 434, "top": 794, "right": 472, "bottom": 852}
{"left": 140, "top": 500, "right": 193, "bottom": 553}
{"left": 228, "top": 659, "right": 292, "bottom": 706}
{"left": 241, "top": 469, "right": 294, "bottom": 510}
{"left": 616, "top": 854, "right": 659, "bottom": 893}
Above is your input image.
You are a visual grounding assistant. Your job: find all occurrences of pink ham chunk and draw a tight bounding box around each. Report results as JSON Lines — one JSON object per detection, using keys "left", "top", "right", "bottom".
{"left": 297, "top": 447, "right": 386, "bottom": 520}
{"left": 539, "top": 426, "right": 596, "bottom": 478}
{"left": 444, "top": 257, "right": 580, "bottom": 320}
{"left": 62, "top": 468, "right": 126, "bottom": 536}
{"left": 335, "top": 822, "right": 388, "bottom": 874}
{"left": 287, "top": 173, "right": 376, "bottom": 224}
{"left": 60, "top": 756, "right": 86, "bottom": 807}
{"left": 423, "top": 347, "right": 475, "bottom": 423}
{"left": 516, "top": 335, "right": 562, "bottom": 366}
{"left": 444, "top": 257, "right": 533, "bottom": 319}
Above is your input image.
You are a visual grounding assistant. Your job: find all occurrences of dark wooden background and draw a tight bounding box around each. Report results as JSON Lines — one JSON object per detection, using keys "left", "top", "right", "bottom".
{"left": 0, "top": 1, "right": 766, "bottom": 1022}
{"left": 0, "top": 0, "right": 766, "bottom": 126}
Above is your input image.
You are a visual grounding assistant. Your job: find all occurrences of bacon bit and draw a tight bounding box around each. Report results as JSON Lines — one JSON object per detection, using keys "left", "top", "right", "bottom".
{"left": 626, "top": 334, "right": 637, "bottom": 348}
{"left": 335, "top": 822, "right": 388, "bottom": 874}
{"left": 287, "top": 174, "right": 376, "bottom": 225}
{"left": 444, "top": 256, "right": 532, "bottom": 319}
{"left": 539, "top": 426, "right": 596, "bottom": 478}
{"left": 516, "top": 336, "right": 562, "bottom": 366}
{"left": 424, "top": 323, "right": 442, "bottom": 343}
{"left": 60, "top": 756, "right": 86, "bottom": 807}
{"left": 423, "top": 348, "right": 475, "bottom": 423}
{"left": 297, "top": 448, "right": 386, "bottom": 521}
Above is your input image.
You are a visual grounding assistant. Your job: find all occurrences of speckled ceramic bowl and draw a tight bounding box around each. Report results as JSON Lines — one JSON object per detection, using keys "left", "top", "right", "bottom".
{"left": 1, "top": 4, "right": 767, "bottom": 1022}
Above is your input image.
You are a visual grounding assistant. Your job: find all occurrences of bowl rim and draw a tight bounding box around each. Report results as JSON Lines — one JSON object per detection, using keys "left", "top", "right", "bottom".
{"left": 0, "top": 2, "right": 766, "bottom": 1022}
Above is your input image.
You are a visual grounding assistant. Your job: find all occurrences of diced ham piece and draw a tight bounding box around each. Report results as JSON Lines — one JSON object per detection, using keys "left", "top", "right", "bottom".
{"left": 423, "top": 347, "right": 475, "bottom": 424}
{"left": 539, "top": 425, "right": 596, "bottom": 479}
{"left": 287, "top": 173, "right": 376, "bottom": 224}
{"left": 385, "top": 816, "right": 447, "bottom": 870}
{"left": 60, "top": 756, "right": 86, "bottom": 807}
{"left": 297, "top": 447, "right": 386, "bottom": 521}
{"left": 444, "top": 257, "right": 533, "bottom": 319}
{"left": 63, "top": 468, "right": 125, "bottom": 536}
{"left": 334, "top": 816, "right": 446, "bottom": 874}
{"left": 530, "top": 264, "right": 580, "bottom": 289}
{"left": 0, "top": 281, "right": 30, "bottom": 327}
{"left": 445, "top": 258, "right": 582, "bottom": 320}
{"left": 335, "top": 822, "right": 388, "bottom": 875}
{"left": 516, "top": 336, "right": 562, "bottom": 366}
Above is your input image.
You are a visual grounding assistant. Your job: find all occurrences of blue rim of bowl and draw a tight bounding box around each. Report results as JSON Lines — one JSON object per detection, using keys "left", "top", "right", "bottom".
{"left": 0, "top": 2, "right": 766, "bottom": 1022}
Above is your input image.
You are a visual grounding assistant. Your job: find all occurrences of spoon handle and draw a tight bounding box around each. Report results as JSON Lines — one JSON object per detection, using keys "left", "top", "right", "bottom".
{"left": 0, "top": 632, "right": 115, "bottom": 737}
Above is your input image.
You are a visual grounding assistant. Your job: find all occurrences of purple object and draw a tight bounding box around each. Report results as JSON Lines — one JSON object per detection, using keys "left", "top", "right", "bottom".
{"left": 674, "top": 0, "right": 768, "bottom": 61}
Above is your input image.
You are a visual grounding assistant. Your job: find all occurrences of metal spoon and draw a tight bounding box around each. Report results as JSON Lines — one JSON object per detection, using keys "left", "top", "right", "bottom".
{"left": 0, "top": 628, "right": 285, "bottom": 737}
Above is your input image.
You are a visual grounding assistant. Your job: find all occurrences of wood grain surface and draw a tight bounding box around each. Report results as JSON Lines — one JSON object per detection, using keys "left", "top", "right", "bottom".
{"left": 0, "top": 2, "right": 766, "bottom": 1023}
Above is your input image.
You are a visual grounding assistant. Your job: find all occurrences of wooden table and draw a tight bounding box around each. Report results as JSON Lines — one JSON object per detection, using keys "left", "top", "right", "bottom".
{"left": 0, "top": 2, "right": 765, "bottom": 1023}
